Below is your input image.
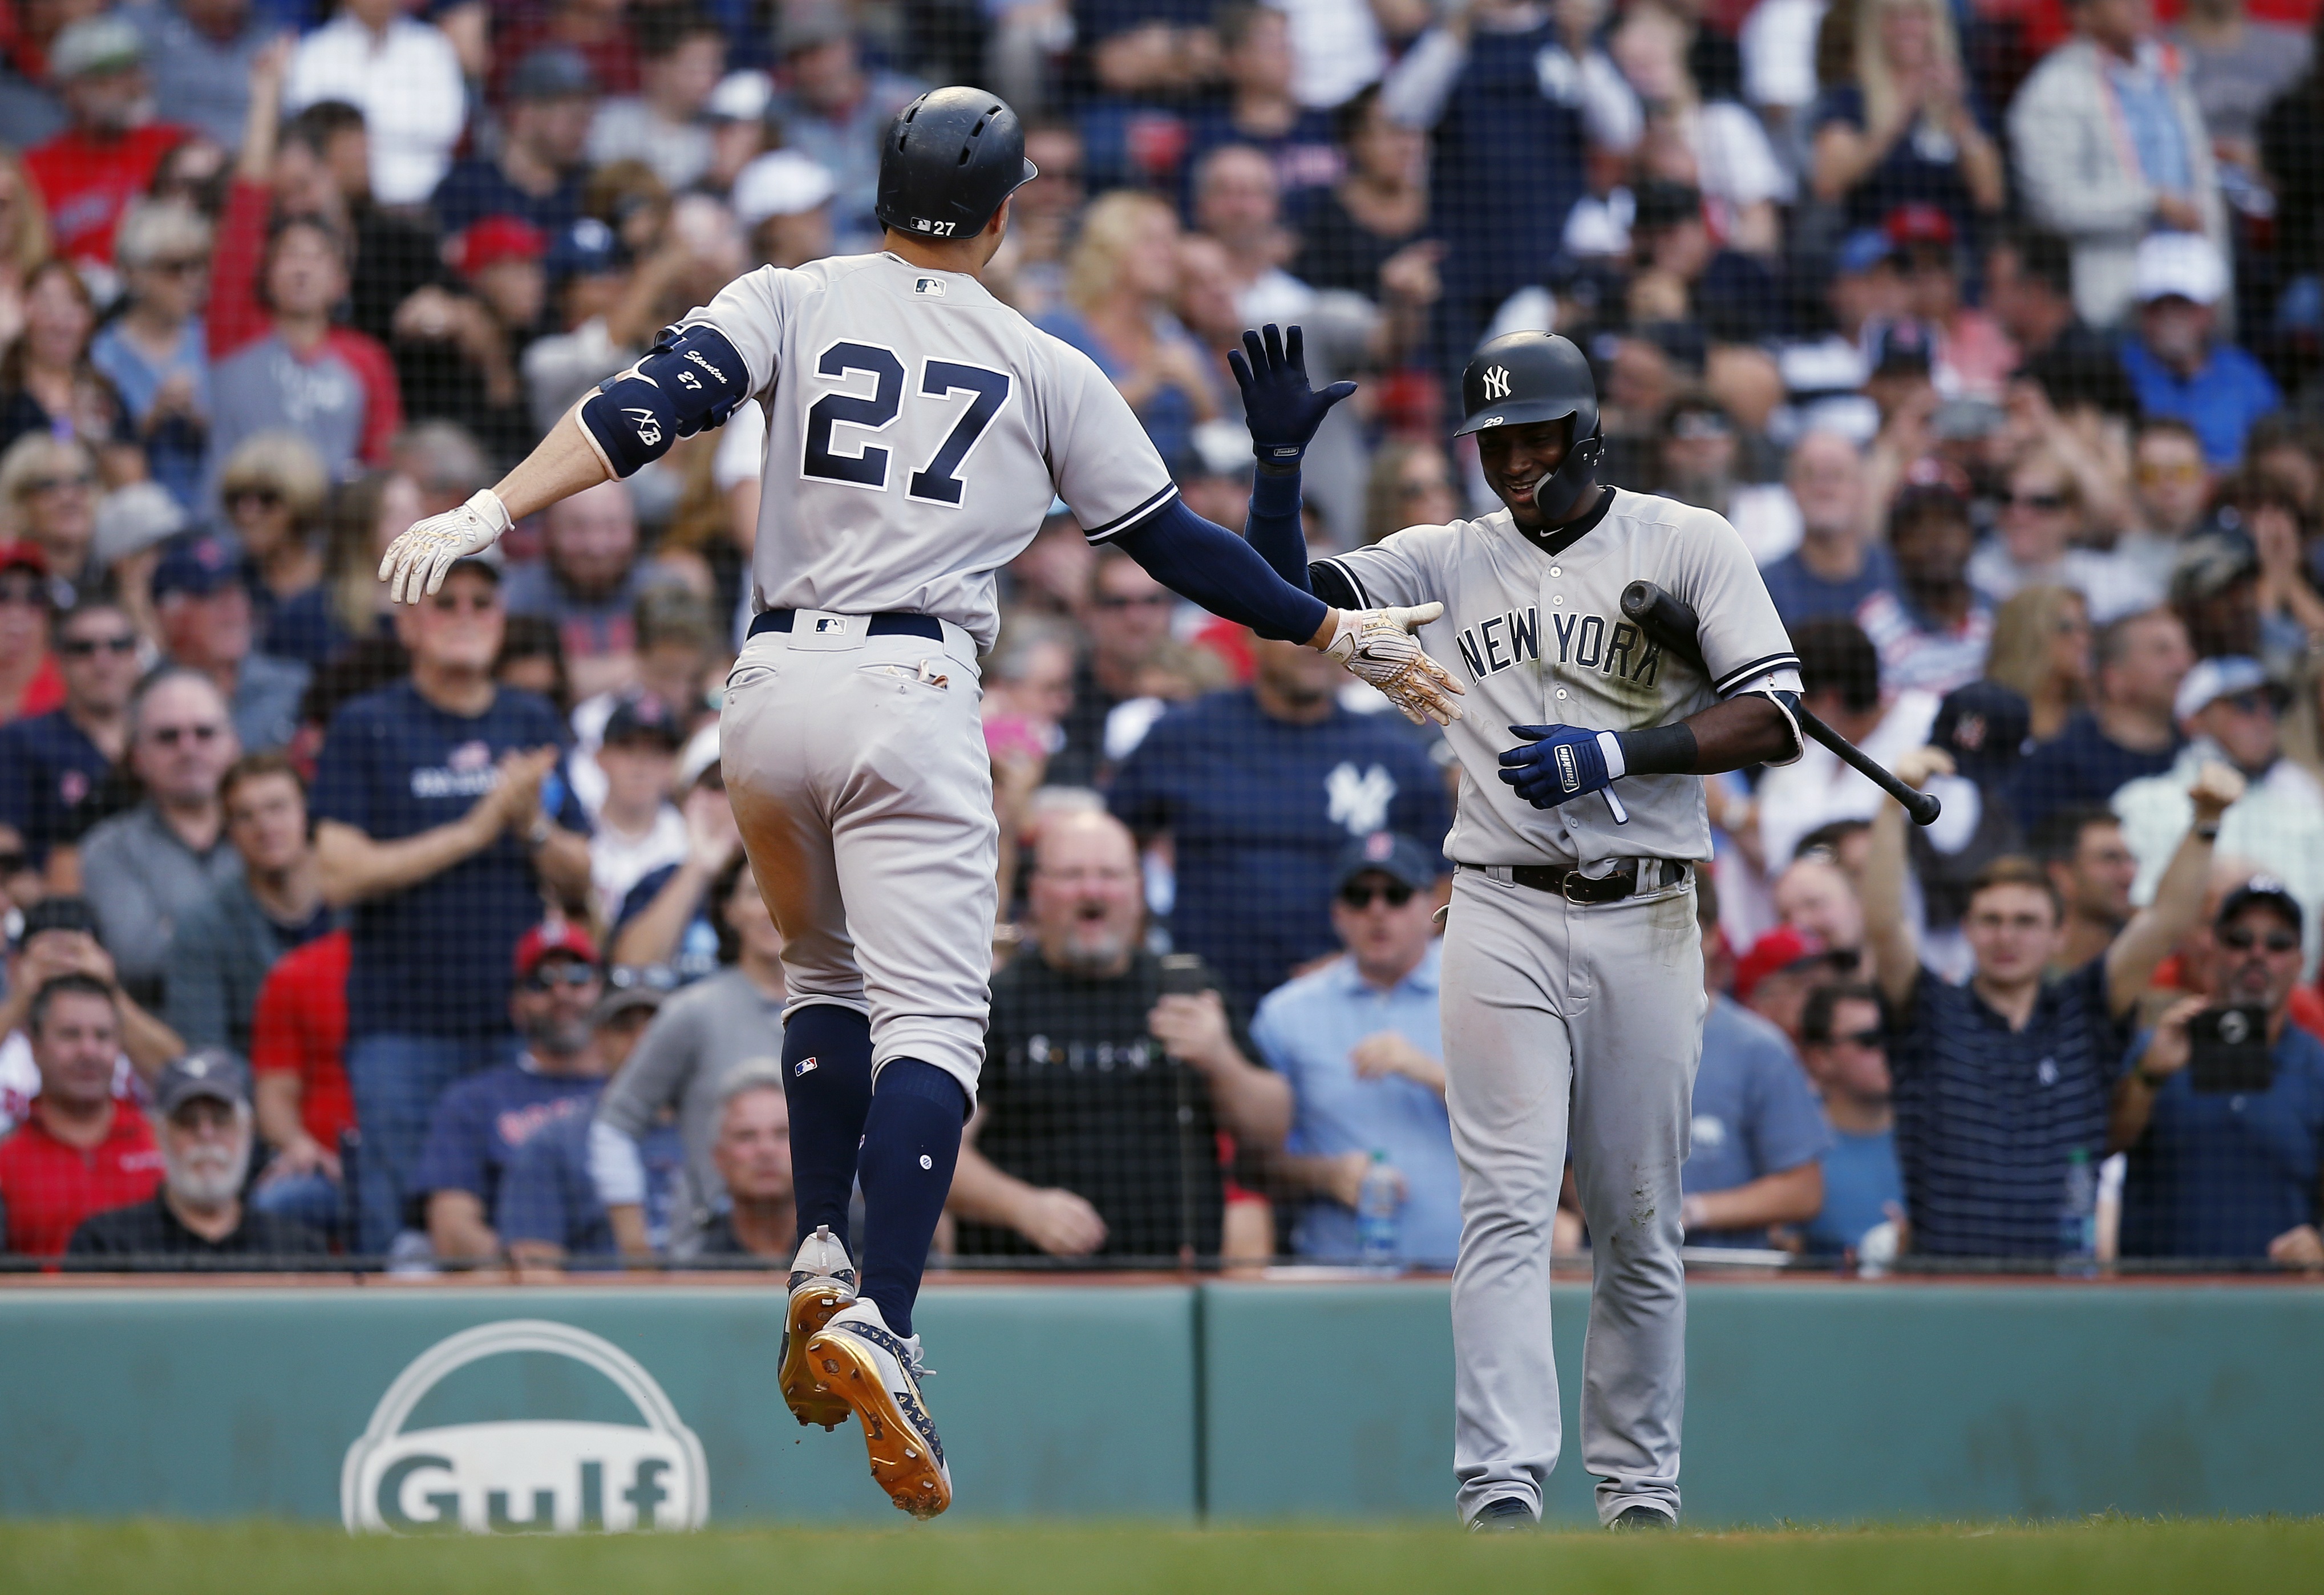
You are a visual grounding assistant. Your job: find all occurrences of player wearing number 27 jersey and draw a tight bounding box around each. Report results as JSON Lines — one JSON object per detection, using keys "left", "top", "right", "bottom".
{"left": 675, "top": 254, "right": 1176, "bottom": 648}
{"left": 377, "top": 87, "right": 1468, "bottom": 1524}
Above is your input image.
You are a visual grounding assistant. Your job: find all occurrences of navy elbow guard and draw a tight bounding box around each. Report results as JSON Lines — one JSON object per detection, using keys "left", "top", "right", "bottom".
{"left": 1744, "top": 688, "right": 1807, "bottom": 766}
{"left": 578, "top": 322, "right": 751, "bottom": 478}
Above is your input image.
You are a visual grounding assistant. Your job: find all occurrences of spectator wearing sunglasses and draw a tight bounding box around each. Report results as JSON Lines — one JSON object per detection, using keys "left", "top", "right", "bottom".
{"left": 91, "top": 200, "right": 214, "bottom": 512}
{"left": 1969, "top": 449, "right": 2163, "bottom": 626}
{"left": 0, "top": 597, "right": 138, "bottom": 874}
{"left": 2115, "top": 657, "right": 2324, "bottom": 978}
{"left": 416, "top": 922, "right": 614, "bottom": 1263}
{"left": 0, "top": 434, "right": 102, "bottom": 601}
{"left": 0, "top": 537, "right": 60, "bottom": 724}
{"left": 150, "top": 532, "right": 311, "bottom": 755}
{"left": 75, "top": 667, "right": 242, "bottom": 1011}
{"left": 214, "top": 433, "right": 330, "bottom": 648}
{"left": 310, "top": 556, "right": 592, "bottom": 1258}
{"left": 2113, "top": 880, "right": 2324, "bottom": 1264}
{"left": 1795, "top": 982, "right": 1903, "bottom": 1260}
{"left": 1249, "top": 832, "right": 1460, "bottom": 1268}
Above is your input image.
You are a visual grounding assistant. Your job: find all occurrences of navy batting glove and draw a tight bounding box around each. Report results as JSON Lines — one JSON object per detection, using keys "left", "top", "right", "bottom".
{"left": 1227, "top": 323, "right": 1358, "bottom": 468}
{"left": 1497, "top": 723, "right": 1626, "bottom": 808}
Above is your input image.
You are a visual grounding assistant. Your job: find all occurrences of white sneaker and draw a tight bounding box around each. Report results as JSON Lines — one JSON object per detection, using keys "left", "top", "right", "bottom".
{"left": 804, "top": 1297, "right": 953, "bottom": 1518}
{"left": 779, "top": 1224, "right": 856, "bottom": 1430}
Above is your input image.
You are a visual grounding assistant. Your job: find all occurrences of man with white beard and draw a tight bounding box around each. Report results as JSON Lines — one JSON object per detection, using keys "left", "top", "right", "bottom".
{"left": 67, "top": 1051, "right": 329, "bottom": 1264}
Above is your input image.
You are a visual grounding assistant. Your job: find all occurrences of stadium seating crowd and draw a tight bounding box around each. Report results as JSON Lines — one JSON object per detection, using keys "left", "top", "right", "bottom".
{"left": 1, "top": 0, "right": 2322, "bottom": 1273}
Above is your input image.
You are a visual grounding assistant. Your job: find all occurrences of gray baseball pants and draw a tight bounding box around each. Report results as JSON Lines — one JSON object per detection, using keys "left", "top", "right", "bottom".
{"left": 719, "top": 611, "right": 995, "bottom": 1101}
{"left": 1439, "top": 864, "right": 1705, "bottom": 1526}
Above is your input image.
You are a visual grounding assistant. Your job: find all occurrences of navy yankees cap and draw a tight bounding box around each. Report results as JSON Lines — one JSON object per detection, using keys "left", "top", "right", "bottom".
{"left": 1333, "top": 832, "right": 1435, "bottom": 894}
{"left": 149, "top": 532, "right": 246, "bottom": 602}
{"left": 155, "top": 1049, "right": 249, "bottom": 1115}
{"left": 1932, "top": 681, "right": 2031, "bottom": 782}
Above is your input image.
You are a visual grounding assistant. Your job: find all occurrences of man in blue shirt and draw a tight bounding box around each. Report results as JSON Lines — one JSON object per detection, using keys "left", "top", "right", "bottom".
{"left": 0, "top": 598, "right": 136, "bottom": 872}
{"left": 498, "top": 982, "right": 682, "bottom": 1268}
{"left": 1759, "top": 431, "right": 1897, "bottom": 633}
{"left": 428, "top": 47, "right": 596, "bottom": 241}
{"left": 313, "top": 556, "right": 592, "bottom": 1258}
{"left": 1681, "top": 885, "right": 1830, "bottom": 1250}
{"left": 1110, "top": 637, "right": 1451, "bottom": 1010}
{"left": 1795, "top": 982, "right": 1904, "bottom": 1259}
{"left": 1863, "top": 744, "right": 2234, "bottom": 1258}
{"left": 418, "top": 921, "right": 614, "bottom": 1263}
{"left": 2114, "top": 880, "right": 2324, "bottom": 1264}
{"left": 1250, "top": 832, "right": 1460, "bottom": 1268}
{"left": 2117, "top": 233, "right": 2280, "bottom": 467}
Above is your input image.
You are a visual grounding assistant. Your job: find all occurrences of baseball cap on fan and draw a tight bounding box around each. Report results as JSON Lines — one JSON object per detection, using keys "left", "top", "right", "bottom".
{"left": 2135, "top": 232, "right": 2228, "bottom": 307}
{"left": 1333, "top": 832, "right": 1436, "bottom": 895}
{"left": 733, "top": 151, "right": 836, "bottom": 228}
{"left": 515, "top": 920, "right": 600, "bottom": 979}
{"left": 2218, "top": 875, "right": 2302, "bottom": 934}
{"left": 153, "top": 1049, "right": 250, "bottom": 1115}
{"left": 2173, "top": 655, "right": 2282, "bottom": 724}
{"left": 149, "top": 532, "right": 246, "bottom": 602}
{"left": 1930, "top": 680, "right": 2031, "bottom": 784}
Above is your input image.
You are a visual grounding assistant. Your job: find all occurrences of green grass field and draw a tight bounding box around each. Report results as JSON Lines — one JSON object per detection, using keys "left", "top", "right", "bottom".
{"left": 4, "top": 1518, "right": 2319, "bottom": 1595}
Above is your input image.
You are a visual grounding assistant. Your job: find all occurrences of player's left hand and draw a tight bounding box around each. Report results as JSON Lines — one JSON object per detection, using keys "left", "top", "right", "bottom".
{"left": 1228, "top": 323, "right": 1357, "bottom": 469}
{"left": 1499, "top": 723, "right": 1620, "bottom": 808}
{"left": 378, "top": 488, "right": 512, "bottom": 604}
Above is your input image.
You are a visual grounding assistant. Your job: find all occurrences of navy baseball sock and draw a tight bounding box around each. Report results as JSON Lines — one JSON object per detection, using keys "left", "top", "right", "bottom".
{"left": 855, "top": 1058, "right": 969, "bottom": 1339}
{"left": 781, "top": 1004, "right": 874, "bottom": 1249}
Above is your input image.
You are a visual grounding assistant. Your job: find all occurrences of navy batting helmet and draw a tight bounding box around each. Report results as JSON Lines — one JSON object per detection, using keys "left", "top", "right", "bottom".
{"left": 876, "top": 87, "right": 1037, "bottom": 241}
{"left": 1453, "top": 331, "right": 1604, "bottom": 521}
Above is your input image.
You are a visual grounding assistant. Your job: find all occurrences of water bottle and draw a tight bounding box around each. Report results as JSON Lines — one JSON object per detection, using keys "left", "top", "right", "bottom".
{"left": 1357, "top": 1151, "right": 1402, "bottom": 1275}
{"left": 2057, "top": 1146, "right": 2098, "bottom": 1278}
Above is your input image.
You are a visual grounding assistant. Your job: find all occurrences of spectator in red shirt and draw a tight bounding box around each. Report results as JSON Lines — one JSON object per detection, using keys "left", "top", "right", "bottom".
{"left": 203, "top": 43, "right": 400, "bottom": 503}
{"left": 0, "top": 538, "right": 63, "bottom": 723}
{"left": 246, "top": 926, "right": 354, "bottom": 1241}
{"left": 0, "top": 972, "right": 165, "bottom": 1257}
{"left": 22, "top": 17, "right": 190, "bottom": 272}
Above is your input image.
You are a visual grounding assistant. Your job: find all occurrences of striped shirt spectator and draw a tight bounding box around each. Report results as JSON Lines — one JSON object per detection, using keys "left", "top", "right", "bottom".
{"left": 1863, "top": 747, "right": 2240, "bottom": 1258}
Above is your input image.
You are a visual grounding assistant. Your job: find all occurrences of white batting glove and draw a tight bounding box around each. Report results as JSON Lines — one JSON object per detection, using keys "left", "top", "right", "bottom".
{"left": 1323, "top": 603, "right": 1466, "bottom": 727}
{"left": 378, "top": 488, "right": 512, "bottom": 604}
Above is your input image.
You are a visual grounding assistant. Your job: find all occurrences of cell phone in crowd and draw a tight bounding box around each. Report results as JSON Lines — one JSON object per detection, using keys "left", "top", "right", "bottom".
{"left": 2188, "top": 1005, "right": 2274, "bottom": 1094}
{"left": 1157, "top": 953, "right": 1210, "bottom": 997}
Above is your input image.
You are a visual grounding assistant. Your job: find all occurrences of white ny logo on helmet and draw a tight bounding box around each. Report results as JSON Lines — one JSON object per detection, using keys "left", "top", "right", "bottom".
{"left": 1481, "top": 366, "right": 1512, "bottom": 400}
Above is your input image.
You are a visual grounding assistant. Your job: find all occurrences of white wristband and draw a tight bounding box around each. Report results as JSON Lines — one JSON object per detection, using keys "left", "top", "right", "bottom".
{"left": 467, "top": 488, "right": 513, "bottom": 537}
{"left": 1595, "top": 730, "right": 1627, "bottom": 781}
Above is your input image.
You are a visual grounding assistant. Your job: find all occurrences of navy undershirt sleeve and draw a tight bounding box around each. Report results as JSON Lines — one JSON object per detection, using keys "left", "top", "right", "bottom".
{"left": 1243, "top": 467, "right": 1309, "bottom": 589}
{"left": 1112, "top": 497, "right": 1330, "bottom": 643}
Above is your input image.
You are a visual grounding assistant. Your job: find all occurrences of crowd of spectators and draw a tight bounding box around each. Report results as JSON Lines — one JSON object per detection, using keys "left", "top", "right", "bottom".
{"left": 2, "top": 0, "right": 2324, "bottom": 1272}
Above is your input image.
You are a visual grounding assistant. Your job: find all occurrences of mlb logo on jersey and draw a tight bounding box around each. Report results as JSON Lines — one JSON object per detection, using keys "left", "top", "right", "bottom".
{"left": 913, "top": 277, "right": 947, "bottom": 297}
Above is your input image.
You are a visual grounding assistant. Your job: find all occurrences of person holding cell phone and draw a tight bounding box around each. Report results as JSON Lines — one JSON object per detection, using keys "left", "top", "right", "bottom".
{"left": 2111, "top": 878, "right": 2324, "bottom": 1267}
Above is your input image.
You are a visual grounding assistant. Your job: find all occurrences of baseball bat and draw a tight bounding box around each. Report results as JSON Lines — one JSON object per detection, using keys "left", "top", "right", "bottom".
{"left": 1618, "top": 580, "right": 1942, "bottom": 828}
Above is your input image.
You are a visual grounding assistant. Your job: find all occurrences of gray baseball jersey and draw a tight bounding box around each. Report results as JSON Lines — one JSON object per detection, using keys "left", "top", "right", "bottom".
{"left": 1320, "top": 483, "right": 1800, "bottom": 1527}
{"left": 683, "top": 251, "right": 1180, "bottom": 649}
{"left": 1317, "top": 488, "right": 1802, "bottom": 866}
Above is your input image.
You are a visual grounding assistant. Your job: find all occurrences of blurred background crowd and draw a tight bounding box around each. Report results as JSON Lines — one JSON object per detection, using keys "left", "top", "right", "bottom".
{"left": 2, "top": 0, "right": 2323, "bottom": 1277}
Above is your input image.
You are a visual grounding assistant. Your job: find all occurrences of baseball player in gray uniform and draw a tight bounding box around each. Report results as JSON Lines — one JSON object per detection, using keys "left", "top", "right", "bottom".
{"left": 1284, "top": 333, "right": 1805, "bottom": 1530}
{"left": 377, "top": 88, "right": 1463, "bottom": 1519}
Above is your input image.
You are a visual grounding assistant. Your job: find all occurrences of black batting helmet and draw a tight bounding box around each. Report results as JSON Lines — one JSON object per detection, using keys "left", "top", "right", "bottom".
{"left": 876, "top": 87, "right": 1037, "bottom": 241}
{"left": 1453, "top": 331, "right": 1604, "bottom": 521}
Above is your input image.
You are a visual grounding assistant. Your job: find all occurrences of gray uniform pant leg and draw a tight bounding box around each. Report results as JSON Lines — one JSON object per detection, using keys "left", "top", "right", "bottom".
{"left": 1442, "top": 868, "right": 1704, "bottom": 1526}
{"left": 719, "top": 617, "right": 997, "bottom": 1102}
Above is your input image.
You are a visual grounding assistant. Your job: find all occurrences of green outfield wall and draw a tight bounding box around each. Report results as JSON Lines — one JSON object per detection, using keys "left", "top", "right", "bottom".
{"left": 0, "top": 1280, "right": 2315, "bottom": 1528}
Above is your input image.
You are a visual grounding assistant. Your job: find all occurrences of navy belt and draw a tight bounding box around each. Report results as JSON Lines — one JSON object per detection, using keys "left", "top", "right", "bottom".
{"left": 748, "top": 608, "right": 944, "bottom": 642}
